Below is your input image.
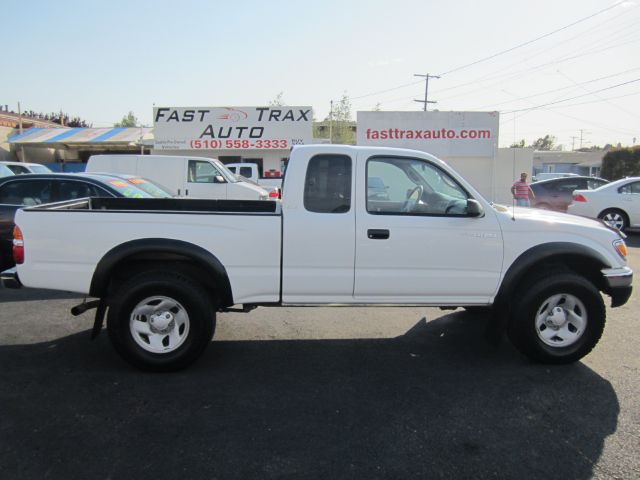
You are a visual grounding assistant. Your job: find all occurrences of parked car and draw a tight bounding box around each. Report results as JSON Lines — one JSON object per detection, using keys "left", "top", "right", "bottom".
{"left": 531, "top": 176, "right": 609, "bottom": 212}
{"left": 532, "top": 172, "right": 579, "bottom": 182}
{"left": 0, "top": 164, "right": 14, "bottom": 178}
{"left": 0, "top": 173, "right": 162, "bottom": 272}
{"left": 0, "top": 161, "right": 52, "bottom": 175}
{"left": 568, "top": 176, "right": 640, "bottom": 231}
{"left": 88, "top": 173, "right": 174, "bottom": 198}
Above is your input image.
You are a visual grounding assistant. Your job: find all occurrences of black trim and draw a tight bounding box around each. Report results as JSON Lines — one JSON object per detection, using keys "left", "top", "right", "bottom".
{"left": 0, "top": 267, "right": 21, "bottom": 289}
{"left": 495, "top": 242, "right": 609, "bottom": 303}
{"left": 90, "top": 239, "right": 233, "bottom": 306}
{"left": 608, "top": 285, "right": 632, "bottom": 307}
{"left": 89, "top": 197, "right": 278, "bottom": 213}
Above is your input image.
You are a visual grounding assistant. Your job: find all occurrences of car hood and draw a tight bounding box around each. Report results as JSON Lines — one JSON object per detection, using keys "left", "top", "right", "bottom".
{"left": 492, "top": 203, "right": 616, "bottom": 234}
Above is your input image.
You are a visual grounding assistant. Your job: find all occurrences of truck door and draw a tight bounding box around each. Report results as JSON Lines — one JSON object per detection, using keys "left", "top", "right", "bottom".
{"left": 282, "top": 153, "right": 355, "bottom": 303}
{"left": 354, "top": 153, "right": 503, "bottom": 305}
{"left": 185, "top": 160, "right": 228, "bottom": 199}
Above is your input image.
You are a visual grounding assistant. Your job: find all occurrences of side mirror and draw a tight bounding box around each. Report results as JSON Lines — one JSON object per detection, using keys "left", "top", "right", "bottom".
{"left": 467, "top": 199, "right": 484, "bottom": 217}
{"left": 214, "top": 175, "right": 226, "bottom": 184}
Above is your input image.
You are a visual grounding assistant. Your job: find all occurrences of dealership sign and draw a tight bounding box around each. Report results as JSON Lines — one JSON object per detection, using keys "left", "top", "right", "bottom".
{"left": 357, "top": 111, "right": 499, "bottom": 157}
{"left": 153, "top": 106, "right": 313, "bottom": 151}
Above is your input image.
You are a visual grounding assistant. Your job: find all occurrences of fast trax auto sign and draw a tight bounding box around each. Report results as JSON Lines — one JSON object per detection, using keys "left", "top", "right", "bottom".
{"left": 153, "top": 106, "right": 313, "bottom": 151}
{"left": 357, "top": 111, "right": 499, "bottom": 157}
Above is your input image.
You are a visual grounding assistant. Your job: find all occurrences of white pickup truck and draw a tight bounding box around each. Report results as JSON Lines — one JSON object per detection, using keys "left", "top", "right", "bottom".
{"left": 225, "top": 163, "right": 283, "bottom": 190}
{"left": 1, "top": 145, "right": 632, "bottom": 371}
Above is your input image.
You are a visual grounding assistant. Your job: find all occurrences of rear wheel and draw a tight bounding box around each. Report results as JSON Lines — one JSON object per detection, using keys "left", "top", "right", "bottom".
{"left": 107, "top": 271, "right": 215, "bottom": 371}
{"left": 508, "top": 272, "right": 605, "bottom": 364}
{"left": 598, "top": 209, "right": 628, "bottom": 231}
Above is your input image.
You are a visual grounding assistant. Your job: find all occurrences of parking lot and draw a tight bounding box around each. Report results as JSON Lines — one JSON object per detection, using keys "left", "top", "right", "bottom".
{"left": 0, "top": 234, "right": 638, "bottom": 479}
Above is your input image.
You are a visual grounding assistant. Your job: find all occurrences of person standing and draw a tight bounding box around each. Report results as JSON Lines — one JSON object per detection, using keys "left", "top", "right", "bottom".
{"left": 511, "top": 172, "right": 535, "bottom": 207}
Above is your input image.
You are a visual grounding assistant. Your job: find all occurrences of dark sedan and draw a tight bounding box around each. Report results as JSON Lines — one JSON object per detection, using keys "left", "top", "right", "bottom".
{"left": 530, "top": 176, "right": 608, "bottom": 212}
{"left": 0, "top": 173, "right": 163, "bottom": 272}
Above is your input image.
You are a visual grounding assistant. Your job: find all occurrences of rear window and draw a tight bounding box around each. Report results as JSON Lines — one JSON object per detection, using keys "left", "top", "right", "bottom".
{"left": 127, "top": 178, "right": 172, "bottom": 198}
{"left": 303, "top": 154, "right": 352, "bottom": 213}
{"left": 106, "top": 180, "right": 154, "bottom": 198}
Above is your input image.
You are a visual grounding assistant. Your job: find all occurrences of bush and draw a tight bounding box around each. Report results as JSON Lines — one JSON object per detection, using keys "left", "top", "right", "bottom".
{"left": 600, "top": 147, "right": 640, "bottom": 180}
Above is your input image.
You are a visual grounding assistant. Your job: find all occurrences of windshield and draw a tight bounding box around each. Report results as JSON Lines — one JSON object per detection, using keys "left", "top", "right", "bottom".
{"left": 126, "top": 177, "right": 173, "bottom": 197}
{"left": 104, "top": 180, "right": 155, "bottom": 198}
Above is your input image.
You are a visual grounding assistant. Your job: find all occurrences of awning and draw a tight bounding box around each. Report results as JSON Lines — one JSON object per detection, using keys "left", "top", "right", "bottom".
{"left": 8, "top": 127, "right": 154, "bottom": 147}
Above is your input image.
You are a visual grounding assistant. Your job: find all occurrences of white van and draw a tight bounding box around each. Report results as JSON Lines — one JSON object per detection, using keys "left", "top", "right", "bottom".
{"left": 86, "top": 155, "right": 269, "bottom": 200}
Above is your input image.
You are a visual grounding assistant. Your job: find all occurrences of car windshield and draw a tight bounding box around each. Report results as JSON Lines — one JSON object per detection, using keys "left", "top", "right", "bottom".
{"left": 125, "top": 177, "right": 173, "bottom": 197}
{"left": 103, "top": 179, "right": 155, "bottom": 198}
{"left": 0, "top": 164, "right": 14, "bottom": 177}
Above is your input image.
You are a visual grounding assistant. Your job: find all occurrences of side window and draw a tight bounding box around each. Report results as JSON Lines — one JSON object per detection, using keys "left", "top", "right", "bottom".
{"left": 587, "top": 179, "right": 607, "bottom": 189}
{"left": 556, "top": 180, "right": 582, "bottom": 193}
{"left": 303, "top": 154, "right": 352, "bottom": 213}
{"left": 56, "top": 181, "right": 104, "bottom": 201}
{"left": 188, "top": 160, "right": 222, "bottom": 183}
{"left": 239, "top": 166, "right": 253, "bottom": 178}
{"left": 0, "top": 180, "right": 52, "bottom": 205}
{"left": 618, "top": 182, "right": 640, "bottom": 194}
{"left": 367, "top": 157, "right": 468, "bottom": 215}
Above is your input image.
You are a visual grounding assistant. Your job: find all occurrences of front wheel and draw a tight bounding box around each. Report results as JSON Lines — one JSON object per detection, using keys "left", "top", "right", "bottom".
{"left": 508, "top": 273, "right": 605, "bottom": 364}
{"left": 107, "top": 271, "right": 216, "bottom": 371}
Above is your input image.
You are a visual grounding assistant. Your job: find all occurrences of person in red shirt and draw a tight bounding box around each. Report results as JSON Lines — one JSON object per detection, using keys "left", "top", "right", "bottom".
{"left": 511, "top": 172, "right": 535, "bottom": 207}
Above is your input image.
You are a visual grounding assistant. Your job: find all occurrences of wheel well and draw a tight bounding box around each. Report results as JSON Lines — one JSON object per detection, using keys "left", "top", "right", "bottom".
{"left": 510, "top": 254, "right": 606, "bottom": 299}
{"left": 99, "top": 252, "right": 233, "bottom": 308}
{"left": 598, "top": 207, "right": 629, "bottom": 219}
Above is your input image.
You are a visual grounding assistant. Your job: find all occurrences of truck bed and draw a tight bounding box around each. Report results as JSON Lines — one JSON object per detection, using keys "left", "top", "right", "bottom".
{"left": 14, "top": 197, "right": 282, "bottom": 302}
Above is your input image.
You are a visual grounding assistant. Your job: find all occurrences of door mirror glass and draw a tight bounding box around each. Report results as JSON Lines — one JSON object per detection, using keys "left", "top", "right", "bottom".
{"left": 214, "top": 175, "right": 226, "bottom": 184}
{"left": 467, "top": 199, "right": 484, "bottom": 217}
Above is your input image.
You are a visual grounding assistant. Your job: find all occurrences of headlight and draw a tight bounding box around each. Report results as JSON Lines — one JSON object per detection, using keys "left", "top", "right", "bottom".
{"left": 613, "top": 239, "right": 628, "bottom": 260}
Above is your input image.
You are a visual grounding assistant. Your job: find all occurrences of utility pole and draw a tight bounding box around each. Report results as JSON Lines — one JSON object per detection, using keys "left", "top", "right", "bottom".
{"left": 579, "top": 129, "right": 590, "bottom": 149}
{"left": 570, "top": 136, "right": 578, "bottom": 151}
{"left": 414, "top": 73, "right": 440, "bottom": 111}
{"left": 329, "top": 100, "right": 333, "bottom": 144}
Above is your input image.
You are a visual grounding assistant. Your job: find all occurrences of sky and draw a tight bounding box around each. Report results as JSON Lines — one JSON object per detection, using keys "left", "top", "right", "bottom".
{"left": 3, "top": 0, "right": 639, "bottom": 149}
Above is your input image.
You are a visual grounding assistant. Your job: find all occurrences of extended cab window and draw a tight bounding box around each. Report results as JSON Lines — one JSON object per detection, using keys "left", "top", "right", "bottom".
{"left": 304, "top": 154, "right": 352, "bottom": 213}
{"left": 619, "top": 182, "right": 640, "bottom": 194}
{"left": 367, "top": 157, "right": 469, "bottom": 215}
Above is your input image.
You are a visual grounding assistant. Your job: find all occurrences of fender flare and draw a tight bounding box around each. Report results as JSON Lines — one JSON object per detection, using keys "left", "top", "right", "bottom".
{"left": 89, "top": 238, "right": 233, "bottom": 306}
{"left": 495, "top": 242, "right": 610, "bottom": 303}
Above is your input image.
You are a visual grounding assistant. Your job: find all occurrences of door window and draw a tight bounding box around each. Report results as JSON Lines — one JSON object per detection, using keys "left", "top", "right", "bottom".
{"left": 0, "top": 180, "right": 52, "bottom": 205}
{"left": 55, "top": 180, "right": 109, "bottom": 200}
{"left": 188, "top": 160, "right": 223, "bottom": 183}
{"left": 303, "top": 154, "right": 352, "bottom": 213}
{"left": 366, "top": 157, "right": 468, "bottom": 215}
{"left": 619, "top": 182, "right": 640, "bottom": 194}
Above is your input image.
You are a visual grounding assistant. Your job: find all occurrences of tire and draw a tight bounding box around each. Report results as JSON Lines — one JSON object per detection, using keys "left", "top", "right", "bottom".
{"left": 107, "top": 271, "right": 215, "bottom": 371}
{"left": 507, "top": 272, "right": 605, "bottom": 364}
{"left": 598, "top": 208, "right": 629, "bottom": 231}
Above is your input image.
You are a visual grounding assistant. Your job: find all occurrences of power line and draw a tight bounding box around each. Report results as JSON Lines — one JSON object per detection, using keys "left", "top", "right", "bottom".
{"left": 502, "top": 77, "right": 640, "bottom": 114}
{"left": 437, "top": 0, "right": 628, "bottom": 76}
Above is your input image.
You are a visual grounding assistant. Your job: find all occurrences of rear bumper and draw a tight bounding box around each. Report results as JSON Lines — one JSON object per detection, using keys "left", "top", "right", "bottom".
{"left": 602, "top": 267, "right": 633, "bottom": 307}
{"left": 0, "top": 268, "right": 22, "bottom": 289}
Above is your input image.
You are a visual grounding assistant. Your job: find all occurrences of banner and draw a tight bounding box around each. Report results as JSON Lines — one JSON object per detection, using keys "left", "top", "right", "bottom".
{"left": 153, "top": 106, "right": 313, "bottom": 151}
{"left": 357, "top": 111, "right": 499, "bottom": 157}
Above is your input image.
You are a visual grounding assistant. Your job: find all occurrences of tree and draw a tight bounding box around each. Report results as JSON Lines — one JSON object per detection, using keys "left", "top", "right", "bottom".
{"left": 510, "top": 139, "right": 525, "bottom": 148}
{"left": 327, "top": 92, "right": 355, "bottom": 144}
{"left": 268, "top": 92, "right": 285, "bottom": 107}
{"left": 600, "top": 147, "right": 640, "bottom": 180}
{"left": 114, "top": 111, "right": 138, "bottom": 127}
{"left": 531, "top": 135, "right": 556, "bottom": 150}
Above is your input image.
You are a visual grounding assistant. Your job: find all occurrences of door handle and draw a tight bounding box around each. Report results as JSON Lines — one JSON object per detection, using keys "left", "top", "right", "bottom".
{"left": 367, "top": 229, "right": 390, "bottom": 240}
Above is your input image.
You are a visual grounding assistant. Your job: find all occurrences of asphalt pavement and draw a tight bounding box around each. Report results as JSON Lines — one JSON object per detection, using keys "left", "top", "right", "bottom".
{"left": 0, "top": 234, "right": 638, "bottom": 479}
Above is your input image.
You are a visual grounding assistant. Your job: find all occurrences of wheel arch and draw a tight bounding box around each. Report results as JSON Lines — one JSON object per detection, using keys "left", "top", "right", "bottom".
{"left": 90, "top": 238, "right": 234, "bottom": 308}
{"left": 495, "top": 242, "right": 610, "bottom": 305}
